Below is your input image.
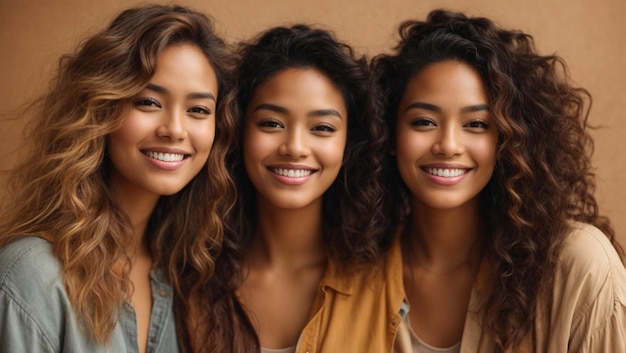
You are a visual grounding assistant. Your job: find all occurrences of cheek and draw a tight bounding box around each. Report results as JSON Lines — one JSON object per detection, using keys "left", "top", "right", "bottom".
{"left": 471, "top": 137, "right": 498, "bottom": 189}
{"left": 242, "top": 129, "right": 273, "bottom": 168}
{"left": 474, "top": 136, "right": 498, "bottom": 167}
{"left": 395, "top": 131, "right": 427, "bottom": 161}
{"left": 109, "top": 114, "right": 145, "bottom": 148}
{"left": 190, "top": 120, "right": 216, "bottom": 154}
{"left": 318, "top": 135, "right": 346, "bottom": 169}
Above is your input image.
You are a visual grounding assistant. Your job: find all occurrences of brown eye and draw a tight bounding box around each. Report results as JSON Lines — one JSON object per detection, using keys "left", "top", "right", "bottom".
{"left": 258, "top": 120, "right": 283, "bottom": 128}
{"left": 134, "top": 98, "right": 161, "bottom": 108}
{"left": 464, "top": 120, "right": 489, "bottom": 129}
{"left": 188, "top": 106, "right": 211, "bottom": 115}
{"left": 410, "top": 118, "right": 436, "bottom": 127}
{"left": 312, "top": 124, "right": 336, "bottom": 132}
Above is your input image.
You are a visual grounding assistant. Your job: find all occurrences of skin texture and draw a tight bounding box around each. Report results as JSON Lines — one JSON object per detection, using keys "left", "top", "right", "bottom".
{"left": 108, "top": 43, "right": 218, "bottom": 353}
{"left": 239, "top": 67, "right": 348, "bottom": 349}
{"left": 396, "top": 61, "right": 497, "bottom": 348}
{"left": 109, "top": 43, "right": 218, "bottom": 204}
{"left": 243, "top": 68, "right": 347, "bottom": 211}
{"left": 395, "top": 60, "right": 498, "bottom": 213}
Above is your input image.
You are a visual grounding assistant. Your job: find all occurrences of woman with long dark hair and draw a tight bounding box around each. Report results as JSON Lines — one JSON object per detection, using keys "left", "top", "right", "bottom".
{"left": 191, "top": 25, "right": 400, "bottom": 353}
{"left": 374, "top": 9, "right": 626, "bottom": 353}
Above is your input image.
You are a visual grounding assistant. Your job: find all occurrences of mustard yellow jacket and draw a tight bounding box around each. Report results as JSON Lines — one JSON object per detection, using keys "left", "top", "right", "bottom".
{"left": 292, "top": 241, "right": 406, "bottom": 353}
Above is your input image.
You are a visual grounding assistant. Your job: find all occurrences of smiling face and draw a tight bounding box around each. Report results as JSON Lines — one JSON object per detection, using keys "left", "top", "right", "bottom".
{"left": 395, "top": 60, "right": 498, "bottom": 211}
{"left": 243, "top": 67, "right": 347, "bottom": 211}
{"left": 108, "top": 43, "right": 218, "bottom": 201}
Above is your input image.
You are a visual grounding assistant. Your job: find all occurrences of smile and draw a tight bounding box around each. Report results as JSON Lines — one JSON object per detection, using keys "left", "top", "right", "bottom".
{"left": 271, "top": 168, "right": 313, "bottom": 178}
{"left": 143, "top": 151, "right": 186, "bottom": 162}
{"left": 425, "top": 167, "right": 468, "bottom": 178}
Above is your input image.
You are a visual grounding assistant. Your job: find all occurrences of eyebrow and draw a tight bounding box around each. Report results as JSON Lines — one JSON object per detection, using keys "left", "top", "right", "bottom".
{"left": 253, "top": 103, "right": 343, "bottom": 120}
{"left": 145, "top": 83, "right": 216, "bottom": 101}
{"left": 404, "top": 102, "right": 489, "bottom": 114}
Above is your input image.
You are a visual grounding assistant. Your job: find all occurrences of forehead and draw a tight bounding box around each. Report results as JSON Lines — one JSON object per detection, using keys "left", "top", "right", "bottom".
{"left": 149, "top": 44, "right": 218, "bottom": 93}
{"left": 404, "top": 61, "right": 487, "bottom": 101}
{"left": 248, "top": 68, "right": 347, "bottom": 114}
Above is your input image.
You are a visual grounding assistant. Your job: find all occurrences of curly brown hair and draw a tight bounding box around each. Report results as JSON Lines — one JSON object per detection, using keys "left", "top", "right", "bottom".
{"left": 0, "top": 4, "right": 236, "bottom": 345}
{"left": 191, "top": 24, "right": 389, "bottom": 353}
{"left": 372, "top": 9, "right": 624, "bottom": 352}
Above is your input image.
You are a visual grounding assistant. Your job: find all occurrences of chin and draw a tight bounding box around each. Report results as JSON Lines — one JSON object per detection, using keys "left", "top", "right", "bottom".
{"left": 151, "top": 184, "right": 189, "bottom": 197}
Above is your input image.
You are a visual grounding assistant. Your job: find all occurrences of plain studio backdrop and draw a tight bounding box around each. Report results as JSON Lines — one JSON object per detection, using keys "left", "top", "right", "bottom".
{"left": 0, "top": 0, "right": 624, "bottom": 246}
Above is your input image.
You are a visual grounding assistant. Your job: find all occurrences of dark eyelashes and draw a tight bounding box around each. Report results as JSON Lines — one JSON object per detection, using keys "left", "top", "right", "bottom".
{"left": 312, "top": 124, "right": 336, "bottom": 132}
{"left": 188, "top": 106, "right": 212, "bottom": 115}
{"left": 255, "top": 120, "right": 337, "bottom": 133}
{"left": 464, "top": 120, "right": 489, "bottom": 128}
{"left": 408, "top": 118, "right": 490, "bottom": 129}
{"left": 133, "top": 98, "right": 212, "bottom": 116}
{"left": 257, "top": 120, "right": 283, "bottom": 128}
{"left": 134, "top": 98, "right": 160, "bottom": 108}
{"left": 409, "top": 118, "right": 436, "bottom": 127}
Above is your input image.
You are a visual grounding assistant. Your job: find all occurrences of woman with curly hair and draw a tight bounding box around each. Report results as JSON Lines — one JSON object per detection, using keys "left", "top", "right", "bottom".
{"left": 373, "top": 9, "right": 626, "bottom": 353}
{"left": 0, "top": 5, "right": 235, "bottom": 353}
{"left": 189, "top": 25, "right": 398, "bottom": 353}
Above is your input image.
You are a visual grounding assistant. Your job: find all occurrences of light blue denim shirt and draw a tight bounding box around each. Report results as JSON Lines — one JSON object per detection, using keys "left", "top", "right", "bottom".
{"left": 0, "top": 236, "right": 179, "bottom": 353}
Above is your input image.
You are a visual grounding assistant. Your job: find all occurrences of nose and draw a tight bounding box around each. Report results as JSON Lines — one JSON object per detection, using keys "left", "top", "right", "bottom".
{"left": 432, "top": 125, "right": 464, "bottom": 157}
{"left": 278, "top": 127, "right": 310, "bottom": 159}
{"left": 157, "top": 108, "right": 187, "bottom": 141}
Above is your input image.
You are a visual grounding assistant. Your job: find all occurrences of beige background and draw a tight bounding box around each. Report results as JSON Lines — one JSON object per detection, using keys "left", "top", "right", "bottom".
{"left": 1, "top": 0, "right": 624, "bottom": 245}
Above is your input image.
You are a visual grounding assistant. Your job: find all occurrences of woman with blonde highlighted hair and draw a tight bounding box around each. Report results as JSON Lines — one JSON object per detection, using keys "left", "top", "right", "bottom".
{"left": 0, "top": 4, "right": 235, "bottom": 353}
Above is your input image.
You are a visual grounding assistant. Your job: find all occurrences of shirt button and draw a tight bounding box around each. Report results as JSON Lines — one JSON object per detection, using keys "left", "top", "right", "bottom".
{"left": 159, "top": 290, "right": 168, "bottom": 297}
{"left": 392, "top": 318, "right": 398, "bottom": 325}
{"left": 150, "top": 337, "right": 157, "bottom": 343}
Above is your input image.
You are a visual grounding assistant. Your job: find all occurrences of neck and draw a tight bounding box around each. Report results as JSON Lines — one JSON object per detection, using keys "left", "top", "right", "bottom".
{"left": 248, "top": 196, "right": 327, "bottom": 270}
{"left": 406, "top": 198, "right": 484, "bottom": 273}
{"left": 113, "top": 187, "right": 159, "bottom": 257}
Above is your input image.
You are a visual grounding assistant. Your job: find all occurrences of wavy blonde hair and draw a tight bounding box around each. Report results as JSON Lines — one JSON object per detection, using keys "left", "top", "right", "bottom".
{"left": 0, "top": 4, "right": 236, "bottom": 345}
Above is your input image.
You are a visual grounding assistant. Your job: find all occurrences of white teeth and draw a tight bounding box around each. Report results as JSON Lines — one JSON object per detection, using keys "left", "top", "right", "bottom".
{"left": 273, "top": 168, "right": 312, "bottom": 178}
{"left": 426, "top": 168, "right": 466, "bottom": 177}
{"left": 145, "top": 151, "right": 184, "bottom": 162}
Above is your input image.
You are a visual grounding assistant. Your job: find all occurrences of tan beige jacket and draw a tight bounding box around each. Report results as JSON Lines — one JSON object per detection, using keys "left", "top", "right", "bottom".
{"left": 392, "top": 222, "right": 626, "bottom": 353}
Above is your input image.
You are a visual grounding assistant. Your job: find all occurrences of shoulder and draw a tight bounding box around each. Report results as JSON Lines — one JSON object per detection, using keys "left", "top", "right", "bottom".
{"left": 0, "top": 236, "right": 67, "bottom": 314}
{"left": 0, "top": 236, "right": 61, "bottom": 289}
{"left": 0, "top": 237, "right": 68, "bottom": 352}
{"left": 552, "top": 222, "right": 626, "bottom": 326}
{"left": 557, "top": 222, "right": 624, "bottom": 276}
{"left": 0, "top": 237, "right": 130, "bottom": 352}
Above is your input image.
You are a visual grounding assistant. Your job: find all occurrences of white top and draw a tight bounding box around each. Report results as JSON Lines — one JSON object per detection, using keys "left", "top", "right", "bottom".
{"left": 406, "top": 317, "right": 461, "bottom": 353}
{"left": 261, "top": 346, "right": 297, "bottom": 353}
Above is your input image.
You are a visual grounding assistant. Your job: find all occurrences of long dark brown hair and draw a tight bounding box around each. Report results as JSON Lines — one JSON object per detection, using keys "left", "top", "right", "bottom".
{"left": 373, "top": 9, "right": 624, "bottom": 352}
{"left": 0, "top": 4, "right": 236, "bottom": 345}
